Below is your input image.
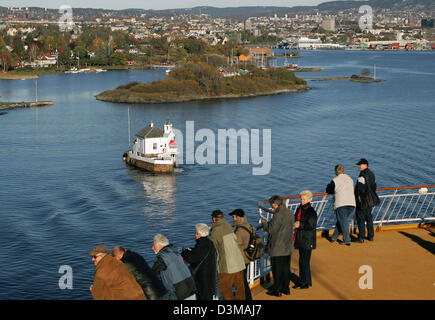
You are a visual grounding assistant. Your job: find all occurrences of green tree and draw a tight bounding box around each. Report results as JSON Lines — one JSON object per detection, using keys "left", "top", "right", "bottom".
{"left": 109, "top": 51, "right": 126, "bottom": 66}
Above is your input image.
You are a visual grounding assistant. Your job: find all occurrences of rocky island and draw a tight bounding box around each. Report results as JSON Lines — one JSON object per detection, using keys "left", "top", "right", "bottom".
{"left": 312, "top": 74, "right": 382, "bottom": 82}
{"left": 95, "top": 62, "right": 311, "bottom": 104}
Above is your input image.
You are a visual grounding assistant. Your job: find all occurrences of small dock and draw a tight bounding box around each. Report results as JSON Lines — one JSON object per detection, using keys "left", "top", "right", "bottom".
{"left": 0, "top": 101, "right": 54, "bottom": 111}
{"left": 252, "top": 225, "right": 435, "bottom": 300}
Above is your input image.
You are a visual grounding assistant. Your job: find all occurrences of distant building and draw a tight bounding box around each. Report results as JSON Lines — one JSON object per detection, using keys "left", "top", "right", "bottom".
{"left": 238, "top": 54, "right": 250, "bottom": 62}
{"left": 244, "top": 19, "right": 252, "bottom": 31}
{"left": 321, "top": 18, "right": 336, "bottom": 32}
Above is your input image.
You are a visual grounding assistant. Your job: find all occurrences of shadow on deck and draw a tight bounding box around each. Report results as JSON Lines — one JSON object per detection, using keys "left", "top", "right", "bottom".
{"left": 253, "top": 226, "right": 435, "bottom": 300}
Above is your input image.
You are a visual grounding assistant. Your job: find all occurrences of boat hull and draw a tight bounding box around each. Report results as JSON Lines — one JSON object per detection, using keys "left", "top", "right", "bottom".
{"left": 123, "top": 151, "right": 175, "bottom": 173}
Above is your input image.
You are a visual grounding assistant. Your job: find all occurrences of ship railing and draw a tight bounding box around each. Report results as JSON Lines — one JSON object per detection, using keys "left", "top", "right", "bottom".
{"left": 247, "top": 185, "right": 435, "bottom": 286}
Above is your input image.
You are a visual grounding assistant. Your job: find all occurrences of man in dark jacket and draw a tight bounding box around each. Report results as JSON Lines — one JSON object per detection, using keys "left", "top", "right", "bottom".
{"left": 354, "top": 158, "right": 380, "bottom": 243}
{"left": 293, "top": 190, "right": 318, "bottom": 289}
{"left": 112, "top": 246, "right": 167, "bottom": 300}
{"left": 181, "top": 223, "right": 217, "bottom": 300}
{"left": 260, "top": 195, "right": 294, "bottom": 297}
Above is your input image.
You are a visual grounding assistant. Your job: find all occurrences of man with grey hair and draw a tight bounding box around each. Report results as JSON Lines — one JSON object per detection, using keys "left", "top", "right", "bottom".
{"left": 260, "top": 195, "right": 294, "bottom": 297}
{"left": 152, "top": 234, "right": 197, "bottom": 300}
{"left": 181, "top": 223, "right": 217, "bottom": 300}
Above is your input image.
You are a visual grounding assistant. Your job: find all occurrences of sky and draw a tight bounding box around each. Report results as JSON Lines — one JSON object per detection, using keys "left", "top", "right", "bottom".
{"left": 0, "top": 0, "right": 330, "bottom": 11}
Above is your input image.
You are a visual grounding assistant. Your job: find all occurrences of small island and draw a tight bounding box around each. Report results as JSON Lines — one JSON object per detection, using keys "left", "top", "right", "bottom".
{"left": 96, "top": 62, "right": 311, "bottom": 104}
{"left": 0, "top": 101, "right": 54, "bottom": 110}
{"left": 312, "top": 75, "right": 382, "bottom": 82}
{"left": 0, "top": 73, "right": 39, "bottom": 80}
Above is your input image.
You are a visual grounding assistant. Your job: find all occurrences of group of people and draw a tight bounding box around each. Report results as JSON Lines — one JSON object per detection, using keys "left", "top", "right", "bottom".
{"left": 88, "top": 158, "right": 379, "bottom": 300}
{"left": 326, "top": 158, "right": 380, "bottom": 246}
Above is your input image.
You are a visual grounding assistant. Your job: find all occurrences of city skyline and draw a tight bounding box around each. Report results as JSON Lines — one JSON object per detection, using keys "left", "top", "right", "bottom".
{"left": 1, "top": 0, "right": 328, "bottom": 11}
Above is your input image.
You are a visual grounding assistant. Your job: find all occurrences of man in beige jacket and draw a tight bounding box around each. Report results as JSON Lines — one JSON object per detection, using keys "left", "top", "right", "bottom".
{"left": 230, "top": 208, "right": 253, "bottom": 300}
{"left": 209, "top": 210, "right": 246, "bottom": 300}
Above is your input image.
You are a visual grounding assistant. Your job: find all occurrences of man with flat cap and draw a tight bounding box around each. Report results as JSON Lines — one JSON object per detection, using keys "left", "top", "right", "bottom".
{"left": 230, "top": 208, "right": 254, "bottom": 300}
{"left": 354, "top": 158, "right": 380, "bottom": 243}
{"left": 209, "top": 210, "right": 246, "bottom": 300}
{"left": 89, "top": 245, "right": 146, "bottom": 300}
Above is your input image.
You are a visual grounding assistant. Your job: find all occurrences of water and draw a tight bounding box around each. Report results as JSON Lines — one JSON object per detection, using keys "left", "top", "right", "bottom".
{"left": 0, "top": 51, "right": 434, "bottom": 299}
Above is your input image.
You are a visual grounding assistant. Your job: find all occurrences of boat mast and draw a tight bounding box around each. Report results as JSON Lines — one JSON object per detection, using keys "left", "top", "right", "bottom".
{"left": 128, "top": 106, "right": 131, "bottom": 147}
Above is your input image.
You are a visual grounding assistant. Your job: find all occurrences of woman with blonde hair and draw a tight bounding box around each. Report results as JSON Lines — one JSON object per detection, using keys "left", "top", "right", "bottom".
{"left": 293, "top": 190, "right": 318, "bottom": 289}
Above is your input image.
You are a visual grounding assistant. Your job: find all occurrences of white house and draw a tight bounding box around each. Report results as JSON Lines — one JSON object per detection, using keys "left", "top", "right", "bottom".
{"left": 133, "top": 119, "right": 177, "bottom": 162}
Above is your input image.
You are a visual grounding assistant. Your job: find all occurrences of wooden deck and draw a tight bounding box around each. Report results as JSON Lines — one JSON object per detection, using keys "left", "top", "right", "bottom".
{"left": 252, "top": 226, "right": 435, "bottom": 300}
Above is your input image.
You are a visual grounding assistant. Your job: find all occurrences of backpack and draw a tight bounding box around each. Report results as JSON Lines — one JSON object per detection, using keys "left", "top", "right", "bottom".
{"left": 236, "top": 225, "right": 264, "bottom": 261}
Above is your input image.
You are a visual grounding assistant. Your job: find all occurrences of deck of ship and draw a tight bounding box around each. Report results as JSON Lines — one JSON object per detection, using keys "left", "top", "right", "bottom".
{"left": 252, "top": 225, "right": 435, "bottom": 300}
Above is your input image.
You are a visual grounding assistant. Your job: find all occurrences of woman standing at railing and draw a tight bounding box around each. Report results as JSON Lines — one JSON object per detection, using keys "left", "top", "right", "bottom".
{"left": 293, "top": 190, "right": 318, "bottom": 290}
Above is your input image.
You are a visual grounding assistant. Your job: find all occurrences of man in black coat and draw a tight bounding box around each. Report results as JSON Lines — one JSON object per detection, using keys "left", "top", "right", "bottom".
{"left": 181, "top": 223, "right": 217, "bottom": 300}
{"left": 354, "top": 158, "right": 380, "bottom": 243}
{"left": 112, "top": 246, "right": 167, "bottom": 300}
{"left": 293, "top": 190, "right": 317, "bottom": 289}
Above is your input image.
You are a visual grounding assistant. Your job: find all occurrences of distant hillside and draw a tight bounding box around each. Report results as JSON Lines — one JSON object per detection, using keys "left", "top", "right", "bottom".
{"left": 0, "top": 0, "right": 433, "bottom": 19}
{"left": 156, "top": 0, "right": 435, "bottom": 17}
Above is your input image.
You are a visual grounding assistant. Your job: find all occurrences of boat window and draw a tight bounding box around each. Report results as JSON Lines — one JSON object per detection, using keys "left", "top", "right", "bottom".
{"left": 153, "top": 143, "right": 157, "bottom": 150}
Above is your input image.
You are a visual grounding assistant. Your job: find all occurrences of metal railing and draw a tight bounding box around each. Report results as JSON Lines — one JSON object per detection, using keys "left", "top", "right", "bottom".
{"left": 247, "top": 185, "right": 435, "bottom": 285}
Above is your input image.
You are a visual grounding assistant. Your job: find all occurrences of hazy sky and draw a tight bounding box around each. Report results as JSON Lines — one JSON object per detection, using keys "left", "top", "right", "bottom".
{"left": 1, "top": 0, "right": 329, "bottom": 10}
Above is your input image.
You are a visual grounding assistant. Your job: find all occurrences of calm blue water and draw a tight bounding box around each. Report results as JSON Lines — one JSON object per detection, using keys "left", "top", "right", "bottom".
{"left": 0, "top": 50, "right": 434, "bottom": 299}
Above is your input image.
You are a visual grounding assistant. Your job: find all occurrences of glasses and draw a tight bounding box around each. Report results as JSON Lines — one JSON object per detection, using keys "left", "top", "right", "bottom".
{"left": 91, "top": 254, "right": 100, "bottom": 259}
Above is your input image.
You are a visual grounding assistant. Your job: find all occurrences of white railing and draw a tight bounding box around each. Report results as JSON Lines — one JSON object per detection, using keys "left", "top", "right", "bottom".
{"left": 247, "top": 185, "right": 435, "bottom": 286}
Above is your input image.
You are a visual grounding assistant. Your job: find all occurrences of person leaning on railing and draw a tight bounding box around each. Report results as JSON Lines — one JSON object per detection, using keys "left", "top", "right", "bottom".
{"left": 88, "top": 245, "right": 146, "bottom": 300}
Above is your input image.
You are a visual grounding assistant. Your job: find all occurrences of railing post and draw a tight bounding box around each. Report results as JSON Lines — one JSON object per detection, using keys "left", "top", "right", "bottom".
{"left": 379, "top": 189, "right": 398, "bottom": 230}
{"left": 249, "top": 261, "right": 255, "bottom": 285}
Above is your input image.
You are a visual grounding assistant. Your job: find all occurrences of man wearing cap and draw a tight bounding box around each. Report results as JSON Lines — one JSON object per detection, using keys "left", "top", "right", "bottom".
{"left": 230, "top": 208, "right": 254, "bottom": 300}
{"left": 354, "top": 158, "right": 380, "bottom": 243}
{"left": 89, "top": 245, "right": 146, "bottom": 300}
{"left": 209, "top": 210, "right": 246, "bottom": 300}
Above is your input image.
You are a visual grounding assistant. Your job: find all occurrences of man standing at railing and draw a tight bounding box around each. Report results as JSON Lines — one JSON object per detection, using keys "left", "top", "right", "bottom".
{"left": 260, "top": 195, "right": 294, "bottom": 297}
{"left": 326, "top": 164, "right": 356, "bottom": 246}
{"left": 354, "top": 158, "right": 380, "bottom": 243}
{"left": 210, "top": 210, "right": 246, "bottom": 300}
